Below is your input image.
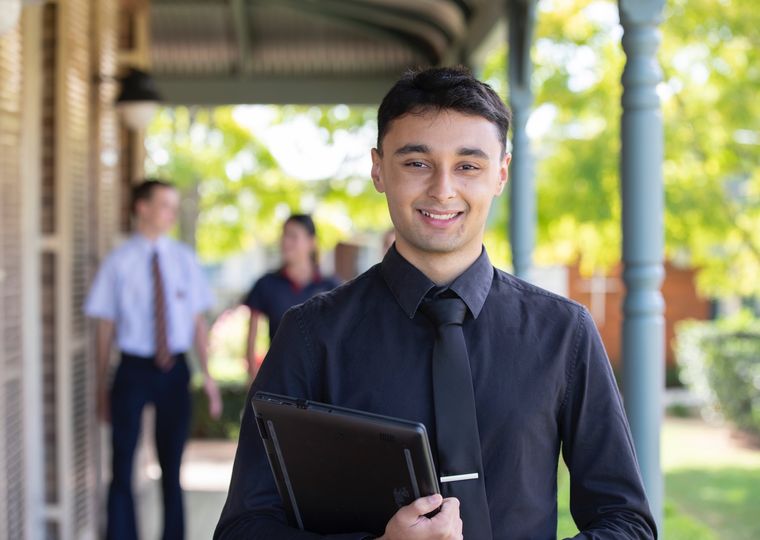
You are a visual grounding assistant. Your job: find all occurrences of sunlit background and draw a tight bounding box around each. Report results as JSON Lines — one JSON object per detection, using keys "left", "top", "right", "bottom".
{"left": 0, "top": 0, "right": 758, "bottom": 538}
{"left": 136, "top": 1, "right": 760, "bottom": 538}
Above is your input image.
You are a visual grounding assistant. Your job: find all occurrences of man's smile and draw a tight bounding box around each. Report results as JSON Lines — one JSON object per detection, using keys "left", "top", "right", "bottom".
{"left": 416, "top": 208, "right": 465, "bottom": 227}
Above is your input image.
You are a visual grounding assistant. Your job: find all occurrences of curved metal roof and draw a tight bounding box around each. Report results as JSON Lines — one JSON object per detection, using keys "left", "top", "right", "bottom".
{"left": 151, "top": 0, "right": 506, "bottom": 104}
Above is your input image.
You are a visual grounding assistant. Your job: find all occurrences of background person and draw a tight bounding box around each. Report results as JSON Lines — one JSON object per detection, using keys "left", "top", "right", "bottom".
{"left": 243, "top": 214, "right": 340, "bottom": 380}
{"left": 85, "top": 179, "right": 222, "bottom": 540}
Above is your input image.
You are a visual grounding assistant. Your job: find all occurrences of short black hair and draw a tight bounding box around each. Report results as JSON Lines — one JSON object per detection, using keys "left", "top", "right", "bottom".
{"left": 131, "top": 179, "right": 175, "bottom": 214}
{"left": 284, "top": 214, "right": 317, "bottom": 237}
{"left": 376, "top": 66, "right": 511, "bottom": 155}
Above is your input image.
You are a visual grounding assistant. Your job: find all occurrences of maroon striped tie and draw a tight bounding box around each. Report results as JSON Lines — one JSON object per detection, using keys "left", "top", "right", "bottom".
{"left": 152, "top": 251, "right": 174, "bottom": 371}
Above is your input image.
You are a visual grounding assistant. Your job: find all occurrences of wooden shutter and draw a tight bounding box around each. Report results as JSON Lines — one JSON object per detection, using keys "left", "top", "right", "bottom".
{"left": 90, "top": 0, "right": 121, "bottom": 530}
{"left": 40, "top": 6, "right": 61, "bottom": 536}
{"left": 39, "top": 0, "right": 104, "bottom": 537}
{"left": 59, "top": 0, "right": 97, "bottom": 536}
{"left": 92, "top": 0, "right": 121, "bottom": 255}
{"left": 0, "top": 23, "right": 26, "bottom": 540}
{"left": 1, "top": 1, "right": 120, "bottom": 537}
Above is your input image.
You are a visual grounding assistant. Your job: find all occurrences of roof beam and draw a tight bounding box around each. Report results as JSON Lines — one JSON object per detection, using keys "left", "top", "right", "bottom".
{"left": 275, "top": 0, "right": 446, "bottom": 64}
{"left": 230, "top": 0, "right": 251, "bottom": 75}
{"left": 154, "top": 74, "right": 400, "bottom": 105}
{"left": 457, "top": 0, "right": 506, "bottom": 62}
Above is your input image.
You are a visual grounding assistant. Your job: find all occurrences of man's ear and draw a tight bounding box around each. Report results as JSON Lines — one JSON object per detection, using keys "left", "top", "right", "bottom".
{"left": 371, "top": 148, "right": 386, "bottom": 193}
{"left": 495, "top": 152, "right": 511, "bottom": 196}
{"left": 134, "top": 199, "right": 146, "bottom": 219}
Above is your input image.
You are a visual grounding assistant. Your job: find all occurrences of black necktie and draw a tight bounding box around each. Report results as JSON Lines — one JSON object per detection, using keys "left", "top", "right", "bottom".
{"left": 420, "top": 291, "right": 492, "bottom": 539}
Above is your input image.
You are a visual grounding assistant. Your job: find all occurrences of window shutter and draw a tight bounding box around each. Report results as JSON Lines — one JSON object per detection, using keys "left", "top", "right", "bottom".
{"left": 0, "top": 23, "right": 27, "bottom": 540}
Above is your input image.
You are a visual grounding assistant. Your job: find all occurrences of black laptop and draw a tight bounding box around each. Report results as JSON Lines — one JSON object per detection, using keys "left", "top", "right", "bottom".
{"left": 252, "top": 392, "right": 440, "bottom": 536}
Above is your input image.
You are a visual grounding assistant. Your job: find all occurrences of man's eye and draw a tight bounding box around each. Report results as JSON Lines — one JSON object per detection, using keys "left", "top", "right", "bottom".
{"left": 405, "top": 161, "right": 427, "bottom": 168}
{"left": 460, "top": 164, "right": 480, "bottom": 171}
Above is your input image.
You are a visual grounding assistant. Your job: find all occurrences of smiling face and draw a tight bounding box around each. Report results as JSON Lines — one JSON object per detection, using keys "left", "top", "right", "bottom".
{"left": 371, "top": 108, "right": 510, "bottom": 266}
{"left": 135, "top": 185, "right": 179, "bottom": 237}
{"left": 281, "top": 219, "right": 316, "bottom": 266}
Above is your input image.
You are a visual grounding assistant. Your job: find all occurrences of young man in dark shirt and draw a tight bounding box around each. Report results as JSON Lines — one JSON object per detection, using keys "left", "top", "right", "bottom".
{"left": 215, "top": 67, "right": 656, "bottom": 540}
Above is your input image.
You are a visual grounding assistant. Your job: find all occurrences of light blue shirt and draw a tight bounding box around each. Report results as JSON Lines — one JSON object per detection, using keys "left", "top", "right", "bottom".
{"left": 84, "top": 234, "right": 214, "bottom": 356}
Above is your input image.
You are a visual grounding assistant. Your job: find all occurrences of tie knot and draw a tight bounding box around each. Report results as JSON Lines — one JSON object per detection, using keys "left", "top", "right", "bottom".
{"left": 420, "top": 295, "right": 467, "bottom": 328}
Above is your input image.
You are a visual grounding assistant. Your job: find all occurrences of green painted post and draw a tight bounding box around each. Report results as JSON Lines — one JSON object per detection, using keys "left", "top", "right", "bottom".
{"left": 619, "top": 0, "right": 666, "bottom": 533}
{"left": 507, "top": 0, "right": 536, "bottom": 281}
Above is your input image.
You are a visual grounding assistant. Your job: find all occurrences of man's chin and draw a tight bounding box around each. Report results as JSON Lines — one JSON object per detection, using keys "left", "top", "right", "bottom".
{"left": 407, "top": 237, "right": 467, "bottom": 255}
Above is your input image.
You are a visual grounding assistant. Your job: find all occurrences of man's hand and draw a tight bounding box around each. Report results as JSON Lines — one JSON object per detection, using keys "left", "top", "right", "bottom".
{"left": 194, "top": 314, "right": 223, "bottom": 419}
{"left": 203, "top": 374, "right": 223, "bottom": 420}
{"left": 378, "top": 494, "right": 462, "bottom": 540}
{"left": 95, "top": 319, "right": 115, "bottom": 424}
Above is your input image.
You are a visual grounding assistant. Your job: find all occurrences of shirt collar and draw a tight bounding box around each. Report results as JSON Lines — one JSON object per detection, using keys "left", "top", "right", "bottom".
{"left": 132, "top": 233, "right": 169, "bottom": 254}
{"left": 279, "top": 266, "right": 322, "bottom": 293}
{"left": 380, "top": 244, "right": 494, "bottom": 319}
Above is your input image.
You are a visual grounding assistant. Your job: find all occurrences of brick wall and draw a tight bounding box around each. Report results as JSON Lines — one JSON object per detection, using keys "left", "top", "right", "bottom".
{"left": 568, "top": 261, "right": 711, "bottom": 367}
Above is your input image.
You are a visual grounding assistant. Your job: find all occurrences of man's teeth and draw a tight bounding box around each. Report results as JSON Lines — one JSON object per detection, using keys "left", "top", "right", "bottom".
{"left": 421, "top": 210, "right": 459, "bottom": 220}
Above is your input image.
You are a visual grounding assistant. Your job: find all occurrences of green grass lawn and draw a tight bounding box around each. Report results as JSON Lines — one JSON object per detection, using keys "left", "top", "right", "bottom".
{"left": 556, "top": 417, "right": 760, "bottom": 539}
{"left": 661, "top": 418, "right": 760, "bottom": 540}
{"left": 666, "top": 467, "right": 760, "bottom": 540}
{"left": 556, "top": 467, "right": 716, "bottom": 539}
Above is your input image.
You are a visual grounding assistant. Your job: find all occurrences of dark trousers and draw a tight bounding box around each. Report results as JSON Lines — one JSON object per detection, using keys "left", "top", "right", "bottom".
{"left": 107, "top": 353, "right": 191, "bottom": 540}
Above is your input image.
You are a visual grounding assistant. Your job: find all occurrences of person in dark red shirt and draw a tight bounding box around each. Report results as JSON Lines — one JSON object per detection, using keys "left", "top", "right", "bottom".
{"left": 243, "top": 214, "right": 340, "bottom": 379}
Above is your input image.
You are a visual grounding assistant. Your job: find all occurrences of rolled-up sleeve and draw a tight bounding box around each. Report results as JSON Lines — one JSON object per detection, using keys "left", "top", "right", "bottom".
{"left": 242, "top": 277, "right": 266, "bottom": 313}
{"left": 560, "top": 309, "right": 657, "bottom": 540}
{"left": 214, "top": 306, "right": 371, "bottom": 540}
{"left": 84, "top": 256, "right": 118, "bottom": 321}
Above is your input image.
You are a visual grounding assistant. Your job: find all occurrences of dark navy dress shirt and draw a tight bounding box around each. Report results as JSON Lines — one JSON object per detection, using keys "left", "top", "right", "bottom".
{"left": 243, "top": 269, "right": 340, "bottom": 340}
{"left": 216, "top": 246, "right": 656, "bottom": 540}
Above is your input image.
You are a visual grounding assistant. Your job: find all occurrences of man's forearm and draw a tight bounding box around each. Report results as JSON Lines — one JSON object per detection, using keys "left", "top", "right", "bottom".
{"left": 246, "top": 312, "right": 260, "bottom": 377}
{"left": 194, "top": 314, "right": 211, "bottom": 376}
{"left": 96, "top": 319, "right": 115, "bottom": 391}
{"left": 568, "top": 515, "right": 656, "bottom": 540}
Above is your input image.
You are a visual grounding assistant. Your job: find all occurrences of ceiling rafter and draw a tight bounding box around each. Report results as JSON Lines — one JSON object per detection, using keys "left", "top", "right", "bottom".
{"left": 230, "top": 0, "right": 251, "bottom": 75}
{"left": 149, "top": 0, "right": 507, "bottom": 104}
{"left": 274, "top": 0, "right": 448, "bottom": 64}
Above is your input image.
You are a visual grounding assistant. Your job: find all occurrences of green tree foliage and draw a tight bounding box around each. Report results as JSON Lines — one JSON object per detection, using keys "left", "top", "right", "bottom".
{"left": 661, "top": 0, "right": 760, "bottom": 296}
{"left": 145, "top": 105, "right": 389, "bottom": 262}
{"left": 482, "top": 0, "right": 760, "bottom": 296}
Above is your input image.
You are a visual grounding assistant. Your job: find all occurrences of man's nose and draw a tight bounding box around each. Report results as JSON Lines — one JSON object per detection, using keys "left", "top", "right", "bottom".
{"left": 426, "top": 169, "right": 457, "bottom": 202}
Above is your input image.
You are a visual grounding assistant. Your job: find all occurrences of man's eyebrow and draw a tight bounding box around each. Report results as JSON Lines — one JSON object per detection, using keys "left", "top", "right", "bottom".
{"left": 393, "top": 144, "right": 430, "bottom": 156}
{"left": 457, "top": 147, "right": 489, "bottom": 159}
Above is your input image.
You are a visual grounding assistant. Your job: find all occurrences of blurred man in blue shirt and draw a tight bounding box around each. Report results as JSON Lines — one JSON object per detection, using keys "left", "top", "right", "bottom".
{"left": 86, "top": 179, "right": 222, "bottom": 540}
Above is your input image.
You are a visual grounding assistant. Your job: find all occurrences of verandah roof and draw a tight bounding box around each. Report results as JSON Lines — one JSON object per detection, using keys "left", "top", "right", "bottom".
{"left": 150, "top": 0, "right": 505, "bottom": 104}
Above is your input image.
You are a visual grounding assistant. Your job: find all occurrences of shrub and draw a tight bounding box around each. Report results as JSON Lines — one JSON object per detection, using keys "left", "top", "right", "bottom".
{"left": 675, "top": 313, "right": 760, "bottom": 437}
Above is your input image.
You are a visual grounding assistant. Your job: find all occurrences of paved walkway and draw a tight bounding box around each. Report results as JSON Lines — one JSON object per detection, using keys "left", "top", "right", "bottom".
{"left": 139, "top": 440, "right": 237, "bottom": 540}
{"left": 662, "top": 417, "right": 760, "bottom": 470}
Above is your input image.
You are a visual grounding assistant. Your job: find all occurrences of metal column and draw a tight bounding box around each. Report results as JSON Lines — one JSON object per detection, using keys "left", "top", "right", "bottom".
{"left": 507, "top": 0, "right": 536, "bottom": 281}
{"left": 619, "top": 0, "right": 666, "bottom": 532}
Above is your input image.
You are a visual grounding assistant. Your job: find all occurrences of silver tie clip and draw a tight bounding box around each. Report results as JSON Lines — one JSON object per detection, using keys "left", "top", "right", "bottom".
{"left": 440, "top": 472, "right": 479, "bottom": 483}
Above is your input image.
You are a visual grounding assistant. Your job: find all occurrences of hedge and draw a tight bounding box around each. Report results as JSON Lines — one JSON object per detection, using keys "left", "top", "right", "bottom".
{"left": 675, "top": 315, "right": 760, "bottom": 438}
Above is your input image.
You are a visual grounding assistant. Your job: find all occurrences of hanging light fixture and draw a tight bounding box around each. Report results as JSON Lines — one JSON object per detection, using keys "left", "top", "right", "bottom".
{"left": 116, "top": 67, "right": 163, "bottom": 131}
{"left": 0, "top": 0, "right": 21, "bottom": 36}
